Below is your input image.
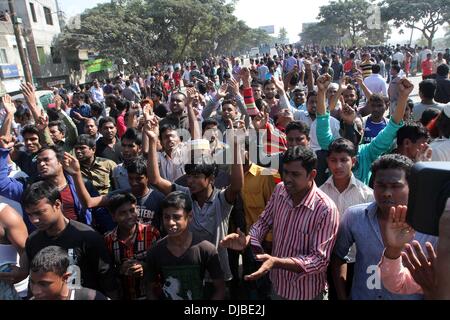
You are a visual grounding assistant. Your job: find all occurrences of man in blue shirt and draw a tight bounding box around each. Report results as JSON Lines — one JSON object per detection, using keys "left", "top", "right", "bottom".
{"left": 330, "top": 154, "right": 437, "bottom": 300}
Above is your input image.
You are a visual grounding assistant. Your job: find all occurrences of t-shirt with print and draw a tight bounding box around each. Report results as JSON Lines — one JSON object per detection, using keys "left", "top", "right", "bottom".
{"left": 173, "top": 184, "right": 233, "bottom": 281}
{"left": 110, "top": 188, "right": 165, "bottom": 232}
{"left": 25, "top": 220, "right": 117, "bottom": 295}
{"left": 146, "top": 234, "right": 223, "bottom": 300}
{"left": 363, "top": 117, "right": 387, "bottom": 144}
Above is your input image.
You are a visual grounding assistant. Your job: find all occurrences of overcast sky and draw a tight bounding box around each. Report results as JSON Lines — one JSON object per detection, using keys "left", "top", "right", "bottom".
{"left": 59, "top": 0, "right": 446, "bottom": 44}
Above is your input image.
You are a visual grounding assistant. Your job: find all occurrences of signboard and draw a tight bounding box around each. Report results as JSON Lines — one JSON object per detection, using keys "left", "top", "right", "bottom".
{"left": 259, "top": 25, "right": 275, "bottom": 34}
{"left": 84, "top": 59, "right": 113, "bottom": 74}
{"left": 0, "top": 65, "right": 20, "bottom": 79}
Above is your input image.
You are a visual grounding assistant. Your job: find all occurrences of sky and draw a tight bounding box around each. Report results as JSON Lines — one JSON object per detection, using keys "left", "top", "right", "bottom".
{"left": 58, "top": 0, "right": 447, "bottom": 44}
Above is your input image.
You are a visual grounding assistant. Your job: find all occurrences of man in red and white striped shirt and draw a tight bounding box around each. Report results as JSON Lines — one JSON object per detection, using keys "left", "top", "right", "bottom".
{"left": 221, "top": 146, "right": 339, "bottom": 300}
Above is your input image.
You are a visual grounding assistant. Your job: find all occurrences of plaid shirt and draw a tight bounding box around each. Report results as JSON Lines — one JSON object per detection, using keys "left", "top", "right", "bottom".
{"left": 104, "top": 223, "right": 159, "bottom": 299}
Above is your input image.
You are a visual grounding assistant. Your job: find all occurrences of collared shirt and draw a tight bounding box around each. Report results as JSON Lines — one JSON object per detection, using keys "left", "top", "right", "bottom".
{"left": 364, "top": 74, "right": 387, "bottom": 96}
{"left": 295, "top": 110, "right": 340, "bottom": 151}
{"left": 241, "top": 164, "right": 277, "bottom": 240}
{"left": 333, "top": 202, "right": 438, "bottom": 300}
{"left": 249, "top": 183, "right": 339, "bottom": 300}
{"left": 104, "top": 223, "right": 160, "bottom": 299}
{"left": 80, "top": 157, "right": 117, "bottom": 195}
{"left": 158, "top": 150, "right": 185, "bottom": 182}
{"left": 320, "top": 174, "right": 374, "bottom": 218}
{"left": 111, "top": 163, "right": 130, "bottom": 191}
{"left": 320, "top": 174, "right": 374, "bottom": 263}
{"left": 90, "top": 86, "right": 105, "bottom": 103}
{"left": 174, "top": 184, "right": 234, "bottom": 281}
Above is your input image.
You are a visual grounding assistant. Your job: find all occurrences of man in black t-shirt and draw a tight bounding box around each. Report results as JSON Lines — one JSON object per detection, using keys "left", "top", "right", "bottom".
{"left": 95, "top": 117, "right": 123, "bottom": 164}
{"left": 146, "top": 192, "right": 224, "bottom": 300}
{"left": 21, "top": 181, "right": 118, "bottom": 299}
{"left": 29, "top": 246, "right": 108, "bottom": 300}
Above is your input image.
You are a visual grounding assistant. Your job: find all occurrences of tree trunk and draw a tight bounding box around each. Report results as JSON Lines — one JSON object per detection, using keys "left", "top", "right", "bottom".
{"left": 178, "top": 23, "right": 196, "bottom": 61}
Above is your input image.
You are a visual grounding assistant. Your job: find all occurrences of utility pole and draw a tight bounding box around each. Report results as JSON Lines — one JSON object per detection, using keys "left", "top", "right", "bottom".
{"left": 8, "top": 0, "right": 33, "bottom": 83}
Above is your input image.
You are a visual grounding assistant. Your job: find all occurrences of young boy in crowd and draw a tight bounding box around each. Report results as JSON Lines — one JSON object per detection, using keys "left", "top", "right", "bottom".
{"left": 146, "top": 192, "right": 224, "bottom": 300}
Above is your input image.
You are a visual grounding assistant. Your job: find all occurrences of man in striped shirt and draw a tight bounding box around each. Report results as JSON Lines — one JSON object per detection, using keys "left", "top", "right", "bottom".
{"left": 221, "top": 146, "right": 339, "bottom": 300}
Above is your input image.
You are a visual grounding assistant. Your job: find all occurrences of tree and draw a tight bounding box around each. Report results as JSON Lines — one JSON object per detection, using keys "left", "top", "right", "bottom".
{"left": 299, "top": 23, "right": 341, "bottom": 46}
{"left": 318, "top": 0, "right": 370, "bottom": 46}
{"left": 278, "top": 27, "right": 288, "bottom": 44}
{"left": 381, "top": 0, "right": 450, "bottom": 48}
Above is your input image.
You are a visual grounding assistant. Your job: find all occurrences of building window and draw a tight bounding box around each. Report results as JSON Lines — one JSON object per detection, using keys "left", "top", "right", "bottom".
{"left": 29, "top": 2, "right": 37, "bottom": 22}
{"left": 0, "top": 49, "right": 8, "bottom": 64}
{"left": 37, "top": 46, "right": 46, "bottom": 65}
{"left": 51, "top": 47, "right": 61, "bottom": 64}
{"left": 44, "top": 7, "right": 53, "bottom": 25}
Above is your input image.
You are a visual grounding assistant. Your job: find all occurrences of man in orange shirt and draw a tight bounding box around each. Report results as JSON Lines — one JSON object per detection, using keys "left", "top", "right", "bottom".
{"left": 421, "top": 53, "right": 433, "bottom": 80}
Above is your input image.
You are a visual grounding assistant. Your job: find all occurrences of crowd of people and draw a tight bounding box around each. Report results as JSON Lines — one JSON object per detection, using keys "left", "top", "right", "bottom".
{"left": 0, "top": 42, "right": 449, "bottom": 300}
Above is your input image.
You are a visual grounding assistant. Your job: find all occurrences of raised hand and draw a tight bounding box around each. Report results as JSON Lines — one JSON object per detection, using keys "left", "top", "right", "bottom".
{"left": 219, "top": 228, "right": 248, "bottom": 251}
{"left": 353, "top": 72, "right": 364, "bottom": 85}
{"left": 398, "top": 78, "right": 414, "bottom": 98}
{"left": 303, "top": 59, "right": 312, "bottom": 70}
{"left": 341, "top": 104, "right": 357, "bottom": 125}
{"left": 0, "top": 135, "right": 15, "bottom": 149}
{"left": 63, "top": 152, "right": 81, "bottom": 176}
{"left": 35, "top": 110, "right": 49, "bottom": 131}
{"left": 384, "top": 205, "right": 415, "bottom": 259}
{"left": 217, "top": 83, "right": 228, "bottom": 99}
{"left": 20, "top": 82, "right": 38, "bottom": 109}
{"left": 2, "top": 94, "right": 16, "bottom": 115}
{"left": 316, "top": 74, "right": 332, "bottom": 92}
{"left": 402, "top": 241, "right": 437, "bottom": 298}
{"left": 143, "top": 114, "right": 159, "bottom": 141}
{"left": 54, "top": 94, "right": 63, "bottom": 110}
{"left": 186, "top": 87, "right": 197, "bottom": 106}
{"left": 228, "top": 77, "right": 240, "bottom": 96}
{"left": 415, "top": 143, "right": 433, "bottom": 162}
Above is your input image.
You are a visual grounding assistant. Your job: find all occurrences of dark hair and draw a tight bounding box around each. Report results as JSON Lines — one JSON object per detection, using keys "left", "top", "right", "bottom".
{"left": 307, "top": 90, "right": 317, "bottom": 102}
{"left": 285, "top": 121, "right": 310, "bottom": 137}
{"left": 372, "top": 64, "right": 381, "bottom": 74}
{"left": 328, "top": 138, "right": 357, "bottom": 157}
{"left": 251, "top": 80, "right": 263, "bottom": 89}
{"left": 396, "top": 122, "right": 429, "bottom": 146}
{"left": 263, "top": 80, "right": 275, "bottom": 88}
{"left": 184, "top": 160, "right": 218, "bottom": 178}
{"left": 420, "top": 108, "right": 441, "bottom": 127}
{"left": 21, "top": 124, "right": 40, "bottom": 138}
{"left": 116, "top": 99, "right": 129, "bottom": 112}
{"left": 30, "top": 246, "right": 69, "bottom": 277}
{"left": 437, "top": 64, "right": 449, "bottom": 77}
{"left": 75, "top": 134, "right": 96, "bottom": 149}
{"left": 368, "top": 93, "right": 386, "bottom": 107}
{"left": 22, "top": 181, "right": 61, "bottom": 208}
{"left": 48, "top": 120, "right": 66, "bottom": 136}
{"left": 419, "top": 79, "right": 437, "bottom": 100}
{"left": 202, "top": 118, "right": 218, "bottom": 134}
{"left": 282, "top": 146, "right": 317, "bottom": 173}
{"left": 152, "top": 90, "right": 163, "bottom": 99}
{"left": 99, "top": 116, "right": 116, "bottom": 129}
{"left": 90, "top": 102, "right": 104, "bottom": 115}
{"left": 371, "top": 154, "right": 414, "bottom": 183}
{"left": 125, "top": 156, "right": 147, "bottom": 175}
{"left": 36, "top": 145, "right": 65, "bottom": 163}
{"left": 222, "top": 99, "right": 237, "bottom": 108}
{"left": 121, "top": 127, "right": 142, "bottom": 146}
{"left": 107, "top": 192, "right": 137, "bottom": 215}
{"left": 391, "top": 65, "right": 401, "bottom": 73}
{"left": 159, "top": 124, "right": 179, "bottom": 141}
{"left": 161, "top": 191, "right": 192, "bottom": 214}
{"left": 254, "top": 99, "right": 270, "bottom": 113}
{"left": 436, "top": 111, "right": 450, "bottom": 139}
{"left": 125, "top": 80, "right": 131, "bottom": 87}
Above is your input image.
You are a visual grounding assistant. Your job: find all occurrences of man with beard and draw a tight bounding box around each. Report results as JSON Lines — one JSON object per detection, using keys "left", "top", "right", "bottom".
{"left": 159, "top": 92, "right": 190, "bottom": 131}
{"left": 95, "top": 117, "right": 123, "bottom": 164}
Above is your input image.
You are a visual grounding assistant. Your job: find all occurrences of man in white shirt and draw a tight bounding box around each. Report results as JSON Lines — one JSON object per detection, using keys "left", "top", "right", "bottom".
{"left": 364, "top": 64, "right": 387, "bottom": 96}
{"left": 89, "top": 80, "right": 105, "bottom": 104}
{"left": 392, "top": 48, "right": 404, "bottom": 65}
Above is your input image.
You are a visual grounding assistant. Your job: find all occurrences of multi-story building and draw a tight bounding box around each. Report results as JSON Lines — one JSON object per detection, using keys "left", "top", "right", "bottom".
{"left": 0, "top": 0, "right": 69, "bottom": 91}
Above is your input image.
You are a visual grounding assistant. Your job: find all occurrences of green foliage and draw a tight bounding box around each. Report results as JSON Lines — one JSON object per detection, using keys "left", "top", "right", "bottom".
{"left": 315, "top": 0, "right": 391, "bottom": 46}
{"left": 57, "top": 0, "right": 273, "bottom": 68}
{"left": 381, "top": 0, "right": 450, "bottom": 47}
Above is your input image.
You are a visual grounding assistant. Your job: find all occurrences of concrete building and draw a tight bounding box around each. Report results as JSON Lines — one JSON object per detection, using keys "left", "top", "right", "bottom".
{"left": 0, "top": 0, "right": 69, "bottom": 91}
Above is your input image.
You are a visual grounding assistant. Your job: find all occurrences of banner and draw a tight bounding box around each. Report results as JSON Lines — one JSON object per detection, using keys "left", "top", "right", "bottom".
{"left": 84, "top": 59, "right": 113, "bottom": 74}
